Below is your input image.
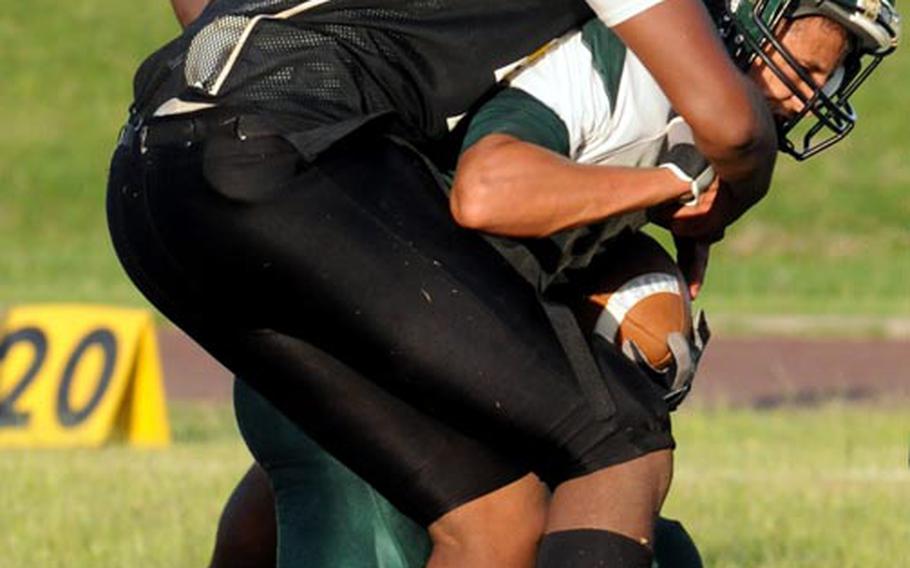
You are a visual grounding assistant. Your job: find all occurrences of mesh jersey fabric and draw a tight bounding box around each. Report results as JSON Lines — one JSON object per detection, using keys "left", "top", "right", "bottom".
{"left": 131, "top": 0, "right": 597, "bottom": 158}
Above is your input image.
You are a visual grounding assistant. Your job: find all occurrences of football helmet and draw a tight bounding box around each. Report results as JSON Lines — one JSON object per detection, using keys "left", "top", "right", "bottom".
{"left": 708, "top": 0, "right": 901, "bottom": 159}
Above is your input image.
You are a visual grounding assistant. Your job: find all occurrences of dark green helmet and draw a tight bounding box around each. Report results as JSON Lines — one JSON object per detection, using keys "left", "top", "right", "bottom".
{"left": 707, "top": 0, "right": 901, "bottom": 159}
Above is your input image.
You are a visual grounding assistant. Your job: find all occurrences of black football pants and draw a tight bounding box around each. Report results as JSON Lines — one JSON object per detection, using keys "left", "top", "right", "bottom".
{"left": 106, "top": 113, "right": 672, "bottom": 524}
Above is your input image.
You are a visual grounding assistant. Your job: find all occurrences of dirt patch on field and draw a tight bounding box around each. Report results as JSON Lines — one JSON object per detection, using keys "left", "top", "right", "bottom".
{"left": 158, "top": 328, "right": 910, "bottom": 407}
{"left": 692, "top": 337, "right": 909, "bottom": 407}
{"left": 158, "top": 328, "right": 233, "bottom": 401}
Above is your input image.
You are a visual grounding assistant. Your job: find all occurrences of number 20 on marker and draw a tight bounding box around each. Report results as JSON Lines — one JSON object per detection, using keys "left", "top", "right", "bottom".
{"left": 0, "top": 304, "right": 170, "bottom": 448}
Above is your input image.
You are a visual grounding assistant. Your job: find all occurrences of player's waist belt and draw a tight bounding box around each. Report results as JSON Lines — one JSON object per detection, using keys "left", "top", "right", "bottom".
{"left": 140, "top": 112, "right": 284, "bottom": 149}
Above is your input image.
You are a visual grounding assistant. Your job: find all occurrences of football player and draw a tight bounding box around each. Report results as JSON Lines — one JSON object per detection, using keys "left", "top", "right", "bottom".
{"left": 201, "top": 1, "right": 899, "bottom": 566}
{"left": 109, "top": 0, "right": 843, "bottom": 566}
{"left": 450, "top": 2, "right": 899, "bottom": 562}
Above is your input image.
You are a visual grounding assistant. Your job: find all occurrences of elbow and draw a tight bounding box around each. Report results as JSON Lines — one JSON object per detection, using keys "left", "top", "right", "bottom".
{"left": 713, "top": 112, "right": 777, "bottom": 159}
{"left": 450, "top": 137, "right": 514, "bottom": 231}
{"left": 695, "top": 112, "right": 776, "bottom": 162}
{"left": 450, "top": 175, "right": 497, "bottom": 231}
{"left": 689, "top": 85, "right": 778, "bottom": 162}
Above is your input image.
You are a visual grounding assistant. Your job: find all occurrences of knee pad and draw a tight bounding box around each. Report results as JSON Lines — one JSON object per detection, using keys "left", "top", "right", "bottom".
{"left": 536, "top": 529, "right": 652, "bottom": 568}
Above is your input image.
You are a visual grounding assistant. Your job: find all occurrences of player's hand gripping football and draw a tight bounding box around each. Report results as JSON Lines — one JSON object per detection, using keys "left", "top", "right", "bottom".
{"left": 673, "top": 235, "right": 710, "bottom": 300}
{"left": 572, "top": 233, "right": 712, "bottom": 411}
{"left": 650, "top": 116, "right": 734, "bottom": 243}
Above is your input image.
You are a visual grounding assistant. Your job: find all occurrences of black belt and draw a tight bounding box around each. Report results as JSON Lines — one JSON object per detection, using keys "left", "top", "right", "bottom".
{"left": 117, "top": 110, "right": 285, "bottom": 152}
{"left": 141, "top": 113, "right": 282, "bottom": 149}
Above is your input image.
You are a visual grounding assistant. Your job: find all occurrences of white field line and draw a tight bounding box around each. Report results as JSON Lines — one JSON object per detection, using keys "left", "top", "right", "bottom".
{"left": 709, "top": 314, "right": 910, "bottom": 339}
{"left": 675, "top": 467, "right": 910, "bottom": 483}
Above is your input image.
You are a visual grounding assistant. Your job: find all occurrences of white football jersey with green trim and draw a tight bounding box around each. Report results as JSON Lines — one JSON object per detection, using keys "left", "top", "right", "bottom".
{"left": 494, "top": 20, "right": 678, "bottom": 240}
{"left": 507, "top": 22, "right": 674, "bottom": 169}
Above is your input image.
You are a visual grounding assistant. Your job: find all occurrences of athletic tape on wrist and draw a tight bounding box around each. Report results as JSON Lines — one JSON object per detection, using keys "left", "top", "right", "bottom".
{"left": 658, "top": 163, "right": 716, "bottom": 207}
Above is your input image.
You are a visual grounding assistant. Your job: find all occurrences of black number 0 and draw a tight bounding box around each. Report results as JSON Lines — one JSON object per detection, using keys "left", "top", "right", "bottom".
{"left": 0, "top": 327, "right": 48, "bottom": 428}
{"left": 56, "top": 329, "right": 117, "bottom": 428}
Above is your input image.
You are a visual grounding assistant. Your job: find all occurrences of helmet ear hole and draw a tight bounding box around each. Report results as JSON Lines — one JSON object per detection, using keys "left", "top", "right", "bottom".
{"left": 841, "top": 51, "right": 863, "bottom": 86}
{"left": 821, "top": 65, "right": 845, "bottom": 97}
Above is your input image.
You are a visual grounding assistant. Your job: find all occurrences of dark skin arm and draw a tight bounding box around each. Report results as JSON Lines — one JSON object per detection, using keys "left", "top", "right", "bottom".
{"left": 170, "top": 0, "right": 210, "bottom": 28}
{"left": 652, "top": 177, "right": 743, "bottom": 298}
{"left": 451, "top": 134, "right": 718, "bottom": 297}
{"left": 674, "top": 236, "right": 711, "bottom": 299}
{"left": 451, "top": 134, "right": 693, "bottom": 237}
{"left": 646, "top": 175, "right": 728, "bottom": 299}
{"left": 455, "top": 0, "right": 779, "bottom": 292}
{"left": 612, "top": 0, "right": 778, "bottom": 231}
{"left": 452, "top": 135, "right": 728, "bottom": 298}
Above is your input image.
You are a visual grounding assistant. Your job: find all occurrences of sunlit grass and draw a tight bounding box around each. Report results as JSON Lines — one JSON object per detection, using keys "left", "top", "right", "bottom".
{"left": 0, "top": 402, "right": 907, "bottom": 566}
{"left": 666, "top": 403, "right": 910, "bottom": 567}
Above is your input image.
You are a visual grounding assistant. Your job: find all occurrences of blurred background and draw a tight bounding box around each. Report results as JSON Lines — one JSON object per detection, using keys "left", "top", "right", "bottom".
{"left": 0, "top": 1, "right": 908, "bottom": 566}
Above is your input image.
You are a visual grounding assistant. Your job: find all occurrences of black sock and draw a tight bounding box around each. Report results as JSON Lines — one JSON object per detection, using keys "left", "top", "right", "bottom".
{"left": 536, "top": 529, "right": 653, "bottom": 568}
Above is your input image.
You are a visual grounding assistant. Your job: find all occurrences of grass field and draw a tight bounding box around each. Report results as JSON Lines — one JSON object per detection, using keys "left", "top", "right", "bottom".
{"left": 1, "top": 0, "right": 908, "bottom": 318}
{"left": 0, "top": 402, "right": 907, "bottom": 567}
{"left": 667, "top": 404, "right": 910, "bottom": 567}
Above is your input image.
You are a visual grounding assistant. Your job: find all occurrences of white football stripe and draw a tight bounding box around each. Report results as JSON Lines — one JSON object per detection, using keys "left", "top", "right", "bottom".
{"left": 593, "top": 272, "right": 681, "bottom": 342}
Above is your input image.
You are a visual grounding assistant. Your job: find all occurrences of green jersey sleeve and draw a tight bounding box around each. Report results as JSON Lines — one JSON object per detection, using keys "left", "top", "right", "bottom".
{"left": 460, "top": 88, "right": 571, "bottom": 157}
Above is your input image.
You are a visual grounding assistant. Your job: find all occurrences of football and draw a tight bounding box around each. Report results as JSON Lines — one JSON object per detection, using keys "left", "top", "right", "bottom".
{"left": 569, "top": 232, "right": 691, "bottom": 371}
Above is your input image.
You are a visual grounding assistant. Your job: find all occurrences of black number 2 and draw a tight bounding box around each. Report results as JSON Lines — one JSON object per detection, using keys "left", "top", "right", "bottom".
{"left": 0, "top": 327, "right": 49, "bottom": 428}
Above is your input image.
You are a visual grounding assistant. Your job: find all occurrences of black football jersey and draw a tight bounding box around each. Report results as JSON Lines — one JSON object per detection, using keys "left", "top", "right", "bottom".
{"left": 131, "top": 0, "right": 594, "bottom": 156}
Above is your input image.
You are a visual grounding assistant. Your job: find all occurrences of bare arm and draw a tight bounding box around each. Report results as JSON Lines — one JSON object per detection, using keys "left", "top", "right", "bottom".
{"left": 612, "top": 0, "right": 778, "bottom": 230}
{"left": 451, "top": 134, "right": 692, "bottom": 238}
{"left": 170, "top": 0, "right": 210, "bottom": 28}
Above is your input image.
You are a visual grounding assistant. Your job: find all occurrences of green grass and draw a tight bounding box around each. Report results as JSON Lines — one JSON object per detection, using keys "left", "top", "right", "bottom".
{"left": 0, "top": 1, "right": 908, "bottom": 318}
{"left": 0, "top": 0, "right": 179, "bottom": 309}
{"left": 0, "top": 403, "right": 907, "bottom": 567}
{"left": 666, "top": 403, "right": 910, "bottom": 567}
{"left": 0, "top": 403, "right": 249, "bottom": 568}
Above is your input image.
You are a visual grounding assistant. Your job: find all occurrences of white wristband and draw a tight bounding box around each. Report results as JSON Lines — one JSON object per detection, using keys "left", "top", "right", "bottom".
{"left": 659, "top": 163, "right": 716, "bottom": 207}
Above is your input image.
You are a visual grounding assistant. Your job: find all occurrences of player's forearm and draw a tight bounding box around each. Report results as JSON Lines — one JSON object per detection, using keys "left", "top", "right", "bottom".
{"left": 693, "top": 76, "right": 777, "bottom": 229}
{"left": 451, "top": 134, "right": 691, "bottom": 238}
{"left": 714, "top": 140, "right": 775, "bottom": 229}
{"left": 613, "top": 0, "right": 778, "bottom": 199}
{"left": 170, "top": 0, "right": 210, "bottom": 28}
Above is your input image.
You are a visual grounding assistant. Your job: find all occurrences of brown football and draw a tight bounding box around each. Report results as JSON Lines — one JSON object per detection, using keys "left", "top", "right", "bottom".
{"left": 570, "top": 232, "right": 691, "bottom": 371}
